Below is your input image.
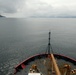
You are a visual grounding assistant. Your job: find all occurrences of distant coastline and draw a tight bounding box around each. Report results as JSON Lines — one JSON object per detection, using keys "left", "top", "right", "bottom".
{"left": 31, "top": 16, "right": 76, "bottom": 18}
{"left": 0, "top": 15, "right": 5, "bottom": 18}
{"left": 0, "top": 15, "right": 76, "bottom": 18}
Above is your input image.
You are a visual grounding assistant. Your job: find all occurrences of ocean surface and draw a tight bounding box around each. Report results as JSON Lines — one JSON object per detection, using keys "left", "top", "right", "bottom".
{"left": 0, "top": 18, "right": 76, "bottom": 75}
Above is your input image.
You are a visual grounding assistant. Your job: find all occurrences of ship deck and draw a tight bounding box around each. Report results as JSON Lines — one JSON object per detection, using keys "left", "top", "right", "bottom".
{"left": 14, "top": 54, "right": 76, "bottom": 75}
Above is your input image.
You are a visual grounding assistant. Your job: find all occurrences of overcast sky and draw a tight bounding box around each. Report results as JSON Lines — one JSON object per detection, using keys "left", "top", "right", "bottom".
{"left": 0, "top": 0, "right": 76, "bottom": 18}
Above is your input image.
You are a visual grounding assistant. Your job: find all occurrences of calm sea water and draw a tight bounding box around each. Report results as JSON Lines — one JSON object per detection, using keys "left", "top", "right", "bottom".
{"left": 0, "top": 18, "right": 76, "bottom": 75}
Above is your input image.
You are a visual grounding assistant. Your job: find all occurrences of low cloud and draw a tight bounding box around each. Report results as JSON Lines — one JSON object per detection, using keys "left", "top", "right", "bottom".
{"left": 0, "top": 0, "right": 76, "bottom": 18}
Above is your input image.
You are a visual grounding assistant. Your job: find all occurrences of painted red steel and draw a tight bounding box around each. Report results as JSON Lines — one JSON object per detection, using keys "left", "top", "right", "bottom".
{"left": 14, "top": 53, "right": 76, "bottom": 74}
